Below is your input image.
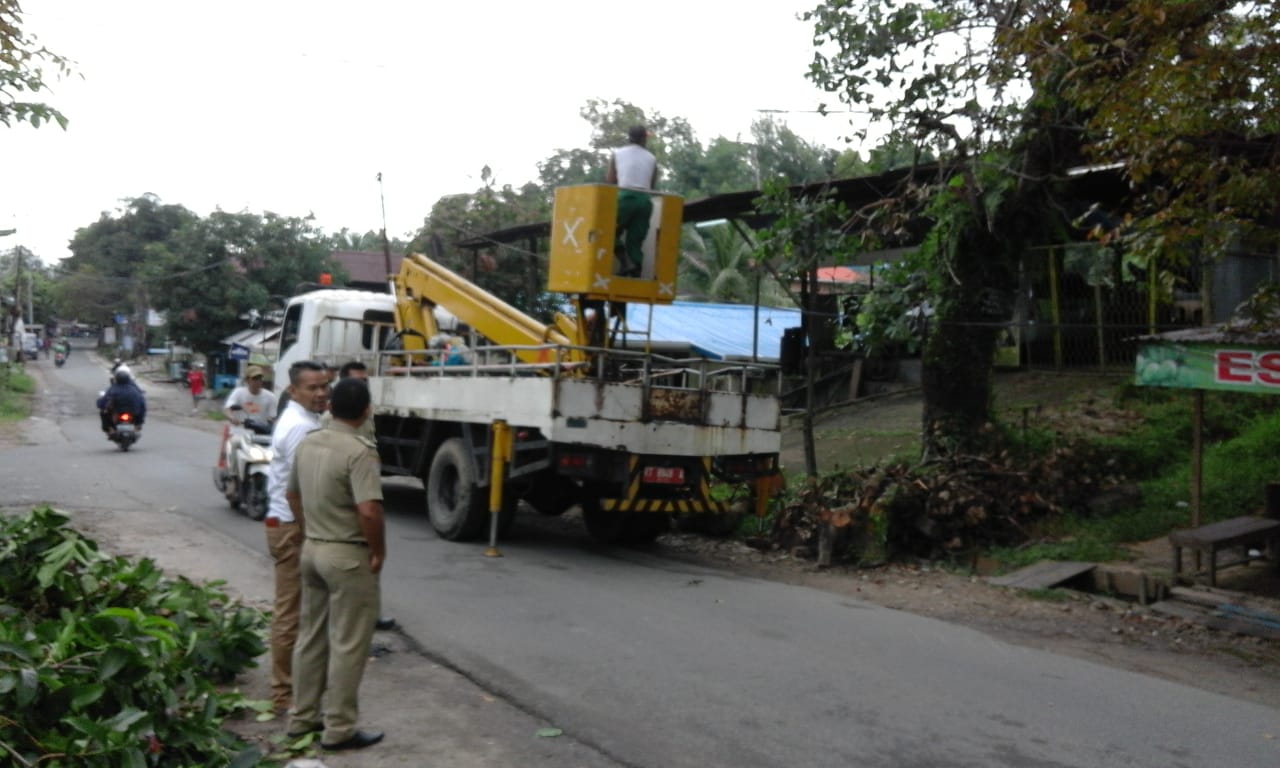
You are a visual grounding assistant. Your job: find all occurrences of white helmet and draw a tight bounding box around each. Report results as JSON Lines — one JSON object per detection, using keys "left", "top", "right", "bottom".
{"left": 115, "top": 364, "right": 132, "bottom": 380}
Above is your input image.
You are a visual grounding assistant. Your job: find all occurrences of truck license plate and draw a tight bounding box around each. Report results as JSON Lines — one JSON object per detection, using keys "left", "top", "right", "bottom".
{"left": 642, "top": 466, "right": 684, "bottom": 485}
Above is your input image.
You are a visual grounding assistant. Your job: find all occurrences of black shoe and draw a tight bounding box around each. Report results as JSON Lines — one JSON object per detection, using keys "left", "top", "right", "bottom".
{"left": 375, "top": 616, "right": 396, "bottom": 631}
{"left": 322, "top": 729, "right": 384, "bottom": 751}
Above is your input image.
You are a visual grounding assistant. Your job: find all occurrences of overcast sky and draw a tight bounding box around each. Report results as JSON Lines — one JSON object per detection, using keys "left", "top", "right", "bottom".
{"left": 3, "top": 1, "right": 865, "bottom": 264}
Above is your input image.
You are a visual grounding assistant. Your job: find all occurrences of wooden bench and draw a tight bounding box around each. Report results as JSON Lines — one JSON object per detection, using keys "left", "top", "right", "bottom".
{"left": 1169, "top": 516, "right": 1280, "bottom": 587}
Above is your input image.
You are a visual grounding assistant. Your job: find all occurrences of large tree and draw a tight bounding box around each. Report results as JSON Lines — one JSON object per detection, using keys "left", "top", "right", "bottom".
{"left": 144, "top": 210, "right": 340, "bottom": 353}
{"left": 61, "top": 197, "right": 343, "bottom": 353}
{"left": 804, "top": 0, "right": 1280, "bottom": 454}
{"left": 408, "top": 167, "right": 552, "bottom": 316}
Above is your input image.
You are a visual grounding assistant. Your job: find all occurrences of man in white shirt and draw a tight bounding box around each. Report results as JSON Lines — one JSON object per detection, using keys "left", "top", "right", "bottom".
{"left": 224, "top": 364, "right": 279, "bottom": 424}
{"left": 264, "top": 360, "right": 330, "bottom": 712}
{"left": 605, "top": 124, "right": 659, "bottom": 277}
{"left": 218, "top": 366, "right": 279, "bottom": 497}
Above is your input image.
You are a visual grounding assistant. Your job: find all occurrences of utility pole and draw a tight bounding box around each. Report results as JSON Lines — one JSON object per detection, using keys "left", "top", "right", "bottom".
{"left": 12, "top": 246, "right": 23, "bottom": 350}
{"left": 377, "top": 172, "right": 394, "bottom": 292}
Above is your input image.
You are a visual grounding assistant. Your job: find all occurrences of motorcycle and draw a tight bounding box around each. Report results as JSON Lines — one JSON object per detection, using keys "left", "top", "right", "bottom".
{"left": 54, "top": 350, "right": 66, "bottom": 368}
{"left": 213, "top": 407, "right": 274, "bottom": 520}
{"left": 108, "top": 411, "right": 140, "bottom": 452}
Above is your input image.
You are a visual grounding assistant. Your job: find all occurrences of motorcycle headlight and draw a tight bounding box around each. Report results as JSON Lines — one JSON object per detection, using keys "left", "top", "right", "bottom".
{"left": 248, "top": 446, "right": 270, "bottom": 463}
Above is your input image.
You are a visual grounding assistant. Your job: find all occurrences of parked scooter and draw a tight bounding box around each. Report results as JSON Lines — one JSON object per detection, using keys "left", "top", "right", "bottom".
{"left": 213, "top": 405, "right": 273, "bottom": 520}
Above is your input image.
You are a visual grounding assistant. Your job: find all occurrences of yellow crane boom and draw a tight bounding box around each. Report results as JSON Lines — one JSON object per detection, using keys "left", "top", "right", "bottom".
{"left": 392, "top": 253, "right": 585, "bottom": 364}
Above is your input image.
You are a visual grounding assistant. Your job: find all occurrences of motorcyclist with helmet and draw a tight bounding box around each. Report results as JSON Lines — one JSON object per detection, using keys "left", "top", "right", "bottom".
{"left": 98, "top": 368, "right": 147, "bottom": 435}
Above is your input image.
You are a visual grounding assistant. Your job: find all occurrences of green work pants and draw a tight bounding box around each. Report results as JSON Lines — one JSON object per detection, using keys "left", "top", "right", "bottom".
{"left": 615, "top": 189, "right": 654, "bottom": 275}
{"left": 290, "top": 540, "right": 380, "bottom": 745}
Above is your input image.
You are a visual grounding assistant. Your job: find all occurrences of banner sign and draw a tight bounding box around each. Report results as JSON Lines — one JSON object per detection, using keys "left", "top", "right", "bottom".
{"left": 1136, "top": 342, "right": 1280, "bottom": 394}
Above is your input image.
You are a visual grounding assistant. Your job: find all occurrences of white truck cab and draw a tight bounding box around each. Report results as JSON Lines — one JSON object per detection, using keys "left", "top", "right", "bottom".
{"left": 273, "top": 289, "right": 396, "bottom": 383}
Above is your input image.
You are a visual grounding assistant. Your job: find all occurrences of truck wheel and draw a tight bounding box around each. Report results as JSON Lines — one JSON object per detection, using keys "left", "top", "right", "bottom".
{"left": 426, "top": 438, "right": 488, "bottom": 541}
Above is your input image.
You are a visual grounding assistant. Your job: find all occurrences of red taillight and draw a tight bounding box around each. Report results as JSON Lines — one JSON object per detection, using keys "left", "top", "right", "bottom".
{"left": 558, "top": 454, "right": 590, "bottom": 469}
{"left": 119, "top": 413, "right": 131, "bottom": 422}
{"left": 642, "top": 466, "right": 685, "bottom": 485}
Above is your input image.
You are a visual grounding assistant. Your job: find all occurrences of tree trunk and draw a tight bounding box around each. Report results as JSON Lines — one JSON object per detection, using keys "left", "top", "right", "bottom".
{"left": 920, "top": 227, "right": 1008, "bottom": 458}
{"left": 801, "top": 269, "right": 819, "bottom": 477}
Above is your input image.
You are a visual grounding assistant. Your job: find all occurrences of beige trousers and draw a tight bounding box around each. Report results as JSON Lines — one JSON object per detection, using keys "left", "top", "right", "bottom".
{"left": 289, "top": 540, "right": 380, "bottom": 744}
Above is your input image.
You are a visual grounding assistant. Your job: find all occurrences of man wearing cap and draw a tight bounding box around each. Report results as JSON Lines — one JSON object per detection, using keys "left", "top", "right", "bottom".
{"left": 605, "top": 124, "right": 659, "bottom": 277}
{"left": 218, "top": 366, "right": 281, "bottom": 502}
{"left": 264, "top": 360, "right": 329, "bottom": 712}
{"left": 223, "top": 365, "right": 279, "bottom": 425}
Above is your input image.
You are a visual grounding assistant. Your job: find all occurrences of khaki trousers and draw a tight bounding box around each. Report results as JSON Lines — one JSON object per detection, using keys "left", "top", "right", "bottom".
{"left": 290, "top": 540, "right": 380, "bottom": 745}
{"left": 265, "top": 521, "right": 303, "bottom": 710}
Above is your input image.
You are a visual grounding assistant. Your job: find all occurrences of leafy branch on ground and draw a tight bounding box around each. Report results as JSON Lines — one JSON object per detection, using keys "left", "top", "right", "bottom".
{"left": 0, "top": 507, "right": 268, "bottom": 768}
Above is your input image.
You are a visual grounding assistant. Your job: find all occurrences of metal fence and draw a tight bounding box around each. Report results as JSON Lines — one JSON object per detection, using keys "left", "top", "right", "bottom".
{"left": 1005, "top": 246, "right": 1202, "bottom": 372}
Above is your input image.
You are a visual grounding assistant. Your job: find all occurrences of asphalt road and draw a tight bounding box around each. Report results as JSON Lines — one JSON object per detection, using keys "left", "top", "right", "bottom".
{"left": 6, "top": 344, "right": 1279, "bottom": 768}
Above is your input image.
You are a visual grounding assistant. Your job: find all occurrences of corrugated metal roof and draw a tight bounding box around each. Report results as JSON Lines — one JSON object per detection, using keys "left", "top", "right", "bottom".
{"left": 628, "top": 301, "right": 800, "bottom": 360}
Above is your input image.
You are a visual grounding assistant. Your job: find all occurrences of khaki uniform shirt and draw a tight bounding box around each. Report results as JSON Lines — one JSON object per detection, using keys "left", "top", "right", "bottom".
{"left": 288, "top": 421, "right": 382, "bottom": 544}
{"left": 320, "top": 408, "right": 376, "bottom": 443}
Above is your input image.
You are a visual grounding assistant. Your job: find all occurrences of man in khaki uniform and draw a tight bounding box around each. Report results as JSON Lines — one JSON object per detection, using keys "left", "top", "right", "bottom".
{"left": 320, "top": 360, "right": 396, "bottom": 631}
{"left": 286, "top": 377, "right": 386, "bottom": 751}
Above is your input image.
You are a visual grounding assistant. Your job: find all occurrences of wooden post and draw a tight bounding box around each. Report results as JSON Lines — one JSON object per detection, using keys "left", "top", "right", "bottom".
{"left": 1093, "top": 283, "right": 1106, "bottom": 371}
{"left": 1048, "top": 247, "right": 1063, "bottom": 370}
{"left": 1191, "top": 389, "right": 1204, "bottom": 573}
{"left": 1148, "top": 253, "right": 1158, "bottom": 335}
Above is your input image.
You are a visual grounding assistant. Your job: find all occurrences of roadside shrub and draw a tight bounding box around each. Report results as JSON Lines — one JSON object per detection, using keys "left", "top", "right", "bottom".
{"left": 1101, "top": 387, "right": 1280, "bottom": 479}
{"left": 0, "top": 366, "right": 34, "bottom": 420}
{"left": 1130, "top": 410, "right": 1280, "bottom": 539}
{"left": 0, "top": 507, "right": 267, "bottom": 767}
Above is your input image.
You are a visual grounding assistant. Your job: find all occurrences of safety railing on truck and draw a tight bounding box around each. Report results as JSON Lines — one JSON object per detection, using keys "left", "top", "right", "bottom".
{"left": 294, "top": 313, "right": 782, "bottom": 415}
{"left": 373, "top": 342, "right": 782, "bottom": 397}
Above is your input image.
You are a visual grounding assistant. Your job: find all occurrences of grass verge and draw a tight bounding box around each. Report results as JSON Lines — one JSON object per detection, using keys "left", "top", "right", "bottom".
{"left": 0, "top": 364, "right": 35, "bottom": 421}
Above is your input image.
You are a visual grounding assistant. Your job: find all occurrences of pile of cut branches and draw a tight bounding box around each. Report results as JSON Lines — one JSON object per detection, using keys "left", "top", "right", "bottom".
{"left": 0, "top": 507, "right": 267, "bottom": 768}
{"left": 767, "top": 441, "right": 1127, "bottom": 564}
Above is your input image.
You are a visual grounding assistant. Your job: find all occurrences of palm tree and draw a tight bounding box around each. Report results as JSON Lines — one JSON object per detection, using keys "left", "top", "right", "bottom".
{"left": 680, "top": 224, "right": 791, "bottom": 306}
{"left": 681, "top": 224, "right": 752, "bottom": 302}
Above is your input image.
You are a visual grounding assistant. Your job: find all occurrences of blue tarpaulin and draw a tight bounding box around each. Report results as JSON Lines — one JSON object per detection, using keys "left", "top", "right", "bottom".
{"left": 635, "top": 301, "right": 800, "bottom": 360}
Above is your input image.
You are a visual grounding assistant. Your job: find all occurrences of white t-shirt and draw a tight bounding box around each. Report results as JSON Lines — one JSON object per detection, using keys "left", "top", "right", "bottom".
{"left": 613, "top": 144, "right": 657, "bottom": 190}
{"left": 266, "top": 400, "right": 321, "bottom": 522}
{"left": 224, "top": 386, "right": 278, "bottom": 422}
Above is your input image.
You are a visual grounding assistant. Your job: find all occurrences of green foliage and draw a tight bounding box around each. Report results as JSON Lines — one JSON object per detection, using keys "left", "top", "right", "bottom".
{"left": 1136, "top": 409, "right": 1280, "bottom": 534}
{"left": 0, "top": 366, "right": 33, "bottom": 420}
{"left": 848, "top": 258, "right": 929, "bottom": 355}
{"left": 0, "top": 247, "right": 59, "bottom": 323}
{"left": 0, "top": 507, "right": 267, "bottom": 767}
{"left": 680, "top": 223, "right": 785, "bottom": 305}
{"left": 992, "top": 390, "right": 1280, "bottom": 568}
{"left": 0, "top": 0, "right": 74, "bottom": 130}
{"left": 58, "top": 195, "right": 343, "bottom": 353}
{"left": 407, "top": 170, "right": 555, "bottom": 319}
{"left": 1099, "top": 388, "right": 1280, "bottom": 479}
{"left": 753, "top": 180, "right": 859, "bottom": 295}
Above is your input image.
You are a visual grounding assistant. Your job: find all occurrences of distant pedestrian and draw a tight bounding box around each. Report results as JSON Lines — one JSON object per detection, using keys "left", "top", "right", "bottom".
{"left": 187, "top": 364, "right": 206, "bottom": 412}
{"left": 287, "top": 376, "right": 385, "bottom": 751}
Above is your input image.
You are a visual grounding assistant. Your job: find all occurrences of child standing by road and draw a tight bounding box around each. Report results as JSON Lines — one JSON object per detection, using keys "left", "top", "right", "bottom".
{"left": 187, "top": 364, "right": 206, "bottom": 413}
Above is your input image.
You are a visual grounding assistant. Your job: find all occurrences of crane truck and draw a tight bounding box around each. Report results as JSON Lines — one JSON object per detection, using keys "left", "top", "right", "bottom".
{"left": 273, "top": 184, "right": 783, "bottom": 546}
